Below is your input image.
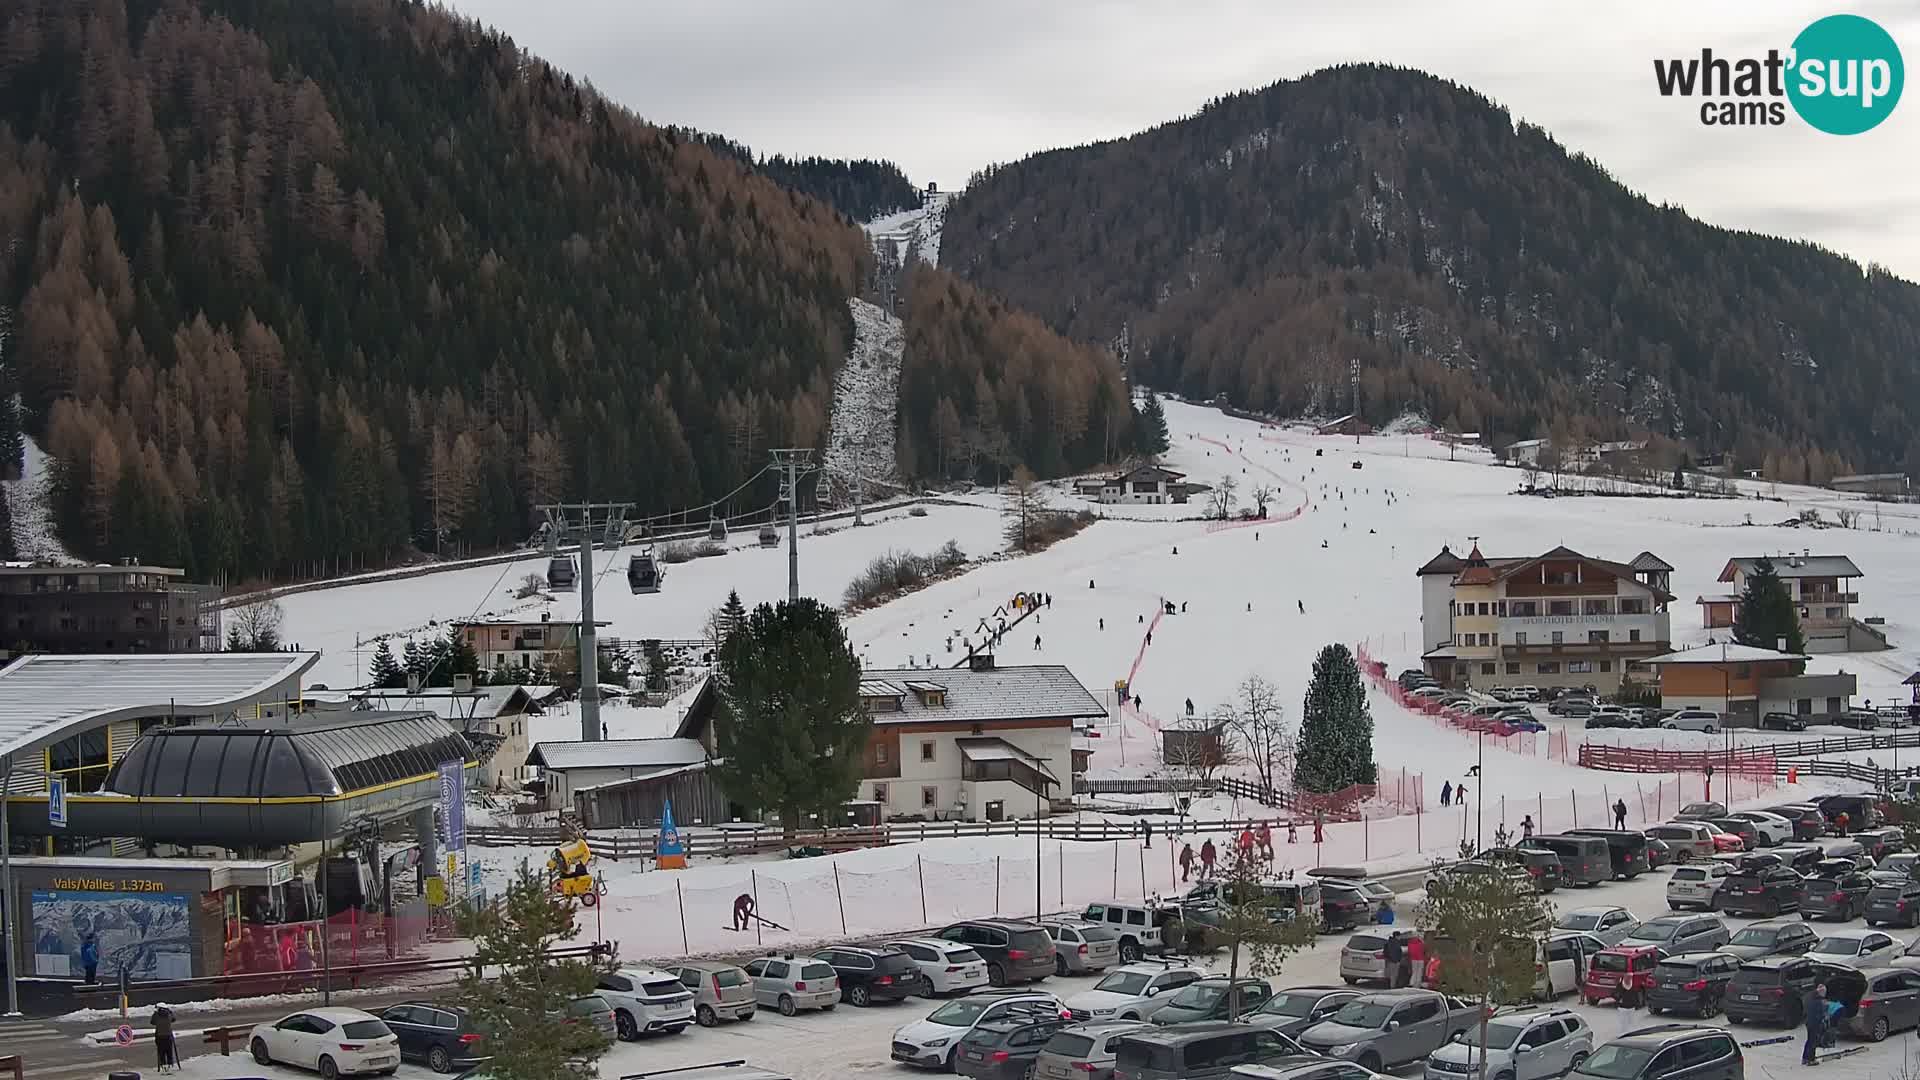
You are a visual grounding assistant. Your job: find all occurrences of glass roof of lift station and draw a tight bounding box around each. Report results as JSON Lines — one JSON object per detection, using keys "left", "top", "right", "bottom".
{"left": 105, "top": 711, "right": 475, "bottom": 799}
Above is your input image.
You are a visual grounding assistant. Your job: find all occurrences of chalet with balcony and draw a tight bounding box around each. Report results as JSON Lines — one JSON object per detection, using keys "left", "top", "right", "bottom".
{"left": 1641, "top": 642, "right": 1855, "bottom": 726}
{"left": 1417, "top": 544, "right": 1673, "bottom": 694}
{"left": 454, "top": 615, "right": 609, "bottom": 672}
{"left": 1697, "top": 553, "right": 1886, "bottom": 653}
{"left": 1098, "top": 465, "right": 1191, "bottom": 505}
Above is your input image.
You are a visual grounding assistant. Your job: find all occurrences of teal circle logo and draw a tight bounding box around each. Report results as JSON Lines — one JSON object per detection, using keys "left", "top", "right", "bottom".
{"left": 1787, "top": 14, "right": 1904, "bottom": 134}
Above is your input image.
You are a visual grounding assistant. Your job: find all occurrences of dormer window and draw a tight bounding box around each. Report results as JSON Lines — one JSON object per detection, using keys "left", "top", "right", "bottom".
{"left": 904, "top": 680, "right": 947, "bottom": 707}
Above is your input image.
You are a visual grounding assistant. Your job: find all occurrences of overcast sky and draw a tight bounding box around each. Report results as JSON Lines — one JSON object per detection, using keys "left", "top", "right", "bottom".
{"left": 449, "top": 0, "right": 1920, "bottom": 280}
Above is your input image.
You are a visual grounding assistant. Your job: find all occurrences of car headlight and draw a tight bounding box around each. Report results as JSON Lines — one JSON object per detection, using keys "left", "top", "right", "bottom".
{"left": 1332, "top": 1042, "right": 1360, "bottom": 1054}
{"left": 924, "top": 1037, "right": 949, "bottom": 1048}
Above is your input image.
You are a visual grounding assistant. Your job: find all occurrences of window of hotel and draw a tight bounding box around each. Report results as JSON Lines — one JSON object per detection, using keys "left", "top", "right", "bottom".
{"left": 1515, "top": 632, "right": 1528, "bottom": 646}
{"left": 1551, "top": 631, "right": 1564, "bottom": 644}
{"left": 1599, "top": 660, "right": 1613, "bottom": 672}
{"left": 1506, "top": 663, "right": 1521, "bottom": 675}
{"left": 1477, "top": 633, "right": 1490, "bottom": 647}
{"left": 921, "top": 741, "right": 936, "bottom": 762}
{"left": 1537, "top": 661, "right": 1561, "bottom": 674}
{"left": 1479, "top": 603, "right": 1490, "bottom": 615}
{"left": 1629, "top": 629, "right": 1641, "bottom": 643}
{"left": 876, "top": 743, "right": 889, "bottom": 766}
{"left": 1825, "top": 607, "right": 1841, "bottom": 619}
{"left": 1549, "top": 600, "right": 1575, "bottom": 616}
{"left": 1481, "top": 663, "right": 1496, "bottom": 675}
{"left": 1511, "top": 601, "right": 1539, "bottom": 617}
{"left": 1619, "top": 598, "right": 1647, "bottom": 614}
{"left": 1584, "top": 599, "right": 1615, "bottom": 615}
{"left": 921, "top": 786, "right": 939, "bottom": 808}
{"left": 1567, "top": 661, "right": 1593, "bottom": 673}
{"left": 1588, "top": 630, "right": 1610, "bottom": 644}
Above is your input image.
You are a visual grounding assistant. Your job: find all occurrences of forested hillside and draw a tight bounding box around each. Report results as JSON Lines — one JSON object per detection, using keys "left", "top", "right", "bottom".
{"left": 676, "top": 131, "right": 923, "bottom": 223}
{"left": 942, "top": 64, "right": 1920, "bottom": 477}
{"left": 0, "top": 0, "right": 869, "bottom": 581}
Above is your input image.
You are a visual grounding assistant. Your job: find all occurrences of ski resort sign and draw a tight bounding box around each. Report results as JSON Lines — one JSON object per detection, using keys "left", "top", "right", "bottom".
{"left": 1652, "top": 14, "right": 1903, "bottom": 133}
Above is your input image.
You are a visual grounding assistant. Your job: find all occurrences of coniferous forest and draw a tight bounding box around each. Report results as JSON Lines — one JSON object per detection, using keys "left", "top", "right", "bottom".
{"left": 941, "top": 64, "right": 1920, "bottom": 477}
{"left": 0, "top": 0, "right": 870, "bottom": 581}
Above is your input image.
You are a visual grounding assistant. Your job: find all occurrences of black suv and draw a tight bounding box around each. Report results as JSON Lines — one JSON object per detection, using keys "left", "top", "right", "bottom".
{"left": 1481, "top": 846, "right": 1565, "bottom": 892}
{"left": 1320, "top": 882, "right": 1373, "bottom": 931}
{"left": 1571, "top": 1025, "right": 1743, "bottom": 1080}
{"left": 1866, "top": 878, "right": 1920, "bottom": 928}
{"left": 811, "top": 946, "right": 926, "bottom": 1006}
{"left": 1798, "top": 863, "right": 1874, "bottom": 921}
{"left": 938, "top": 920, "right": 1057, "bottom": 986}
{"left": 1724, "top": 957, "right": 1820, "bottom": 1026}
{"left": 377, "top": 1003, "right": 487, "bottom": 1073}
{"left": 1760, "top": 711, "right": 1808, "bottom": 732}
{"left": 1721, "top": 920, "right": 1816, "bottom": 961}
{"left": 1645, "top": 954, "right": 1740, "bottom": 1018}
{"left": 955, "top": 1013, "right": 1075, "bottom": 1079}
{"left": 1763, "top": 805, "right": 1828, "bottom": 842}
{"left": 1716, "top": 867, "right": 1804, "bottom": 918}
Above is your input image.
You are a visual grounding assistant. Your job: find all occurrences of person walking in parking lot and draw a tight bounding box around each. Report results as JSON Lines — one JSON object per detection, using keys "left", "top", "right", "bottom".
{"left": 1802, "top": 982, "right": 1828, "bottom": 1065}
{"left": 1407, "top": 933, "right": 1426, "bottom": 987}
{"left": 1613, "top": 799, "right": 1628, "bottom": 829}
{"left": 1382, "top": 932, "right": 1406, "bottom": 987}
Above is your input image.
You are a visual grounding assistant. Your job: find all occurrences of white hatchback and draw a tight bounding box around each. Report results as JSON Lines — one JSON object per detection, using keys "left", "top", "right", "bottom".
{"left": 1667, "top": 862, "right": 1732, "bottom": 911}
{"left": 889, "top": 937, "right": 991, "bottom": 994}
{"left": 250, "top": 1008, "right": 401, "bottom": 1078}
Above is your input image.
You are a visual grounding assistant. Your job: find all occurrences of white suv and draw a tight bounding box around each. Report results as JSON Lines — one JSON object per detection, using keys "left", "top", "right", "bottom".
{"left": 594, "top": 966, "right": 695, "bottom": 1039}
{"left": 1663, "top": 709, "right": 1720, "bottom": 733}
{"left": 1423, "top": 1007, "right": 1592, "bottom": 1080}
{"left": 1064, "top": 962, "right": 1208, "bottom": 1021}
{"left": 1667, "top": 861, "right": 1732, "bottom": 911}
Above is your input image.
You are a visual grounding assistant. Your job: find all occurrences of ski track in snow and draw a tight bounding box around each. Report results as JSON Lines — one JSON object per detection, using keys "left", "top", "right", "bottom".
{"left": 3, "top": 433, "right": 80, "bottom": 563}
{"left": 821, "top": 297, "right": 905, "bottom": 505}
{"left": 865, "top": 190, "right": 949, "bottom": 267}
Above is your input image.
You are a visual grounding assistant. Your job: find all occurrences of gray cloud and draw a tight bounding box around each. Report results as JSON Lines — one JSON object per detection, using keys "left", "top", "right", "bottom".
{"left": 449, "top": 0, "right": 1920, "bottom": 278}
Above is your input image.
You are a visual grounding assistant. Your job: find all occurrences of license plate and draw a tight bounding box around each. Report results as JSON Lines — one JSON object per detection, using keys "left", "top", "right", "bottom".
{"left": 368, "top": 1058, "right": 395, "bottom": 1067}
{"left": 1741, "top": 995, "right": 1760, "bottom": 1001}
{"left": 965, "top": 970, "right": 983, "bottom": 979}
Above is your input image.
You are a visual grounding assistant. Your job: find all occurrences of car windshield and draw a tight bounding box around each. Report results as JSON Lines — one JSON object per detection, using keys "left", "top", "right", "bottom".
{"left": 341, "top": 1020, "right": 392, "bottom": 1039}
{"left": 1455, "top": 1021, "right": 1526, "bottom": 1049}
{"left": 1329, "top": 1000, "right": 1395, "bottom": 1028}
{"left": 926, "top": 1000, "right": 994, "bottom": 1026}
{"left": 1576, "top": 1045, "right": 1656, "bottom": 1079}
{"left": 1729, "top": 927, "right": 1779, "bottom": 946}
{"left": 1260, "top": 992, "right": 1328, "bottom": 1017}
{"left": 1628, "top": 922, "right": 1678, "bottom": 942}
{"left": 1593, "top": 952, "right": 1632, "bottom": 972}
{"left": 1079, "top": 925, "right": 1120, "bottom": 942}
{"left": 1810, "top": 939, "right": 1860, "bottom": 955}
{"left": 1092, "top": 971, "right": 1153, "bottom": 995}
{"left": 1556, "top": 913, "right": 1602, "bottom": 931}
{"left": 1168, "top": 983, "right": 1226, "bottom": 1008}
{"left": 565, "top": 998, "right": 608, "bottom": 1017}
{"left": 1044, "top": 1032, "right": 1096, "bottom": 1057}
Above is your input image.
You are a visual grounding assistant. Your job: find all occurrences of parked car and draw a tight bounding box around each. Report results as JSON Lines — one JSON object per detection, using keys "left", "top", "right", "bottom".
{"left": 1715, "top": 867, "right": 1805, "bottom": 918}
{"left": 889, "top": 937, "right": 992, "bottom": 994}
{"left": 1319, "top": 882, "right": 1376, "bottom": 931}
{"left": 1663, "top": 709, "right": 1721, "bottom": 732}
{"left": 1770, "top": 844, "right": 1829, "bottom": 875}
{"left": 1704, "top": 818, "right": 1761, "bottom": 852}
{"left": 1565, "top": 829, "right": 1652, "bottom": 879}
{"left": 1301, "top": 871, "right": 1397, "bottom": 916}
{"left": 1480, "top": 846, "right": 1565, "bottom": 892}
{"left": 812, "top": 946, "right": 927, "bottom": 1006}
{"left": 1569, "top": 1024, "right": 1742, "bottom": 1080}
{"left": 1150, "top": 976, "right": 1273, "bottom": 1025}
{"left": 1064, "top": 962, "right": 1208, "bottom": 1022}
{"left": 1549, "top": 696, "right": 1595, "bottom": 718}
{"left": 1422, "top": 1006, "right": 1594, "bottom": 1080}
{"left": 1761, "top": 711, "right": 1809, "bottom": 732}
{"left": 1041, "top": 919, "right": 1122, "bottom": 975}
{"left": 1666, "top": 862, "right": 1732, "bottom": 911}
{"left": 562, "top": 995, "right": 617, "bottom": 1043}
{"left": 1797, "top": 862, "right": 1875, "bottom": 921}
{"left": 1806, "top": 929, "right": 1900, "bottom": 966}
{"left": 1621, "top": 915, "right": 1730, "bottom": 959}
{"left": 1113, "top": 1022, "right": 1302, "bottom": 1080}
{"left": 891, "top": 990, "right": 1065, "bottom": 1071}
{"left": 1836, "top": 708, "right": 1881, "bottom": 730}
{"left": 1521, "top": 834, "right": 1613, "bottom": 887}
{"left": 1646, "top": 823, "right": 1716, "bottom": 863}
{"left": 939, "top": 920, "right": 1058, "bottom": 986}
{"left": 1855, "top": 827, "right": 1907, "bottom": 862}
{"left": 1726, "top": 811, "right": 1796, "bottom": 847}
{"left": 1724, "top": 956, "right": 1820, "bottom": 1025}
{"left": 1554, "top": 906, "right": 1641, "bottom": 947}
{"left": 1763, "top": 804, "right": 1829, "bottom": 841}
{"left": 1296, "top": 989, "right": 1482, "bottom": 1074}
{"left": 1720, "top": 920, "right": 1818, "bottom": 961}
{"left": 377, "top": 1003, "right": 486, "bottom": 1074}
{"left": 594, "top": 966, "right": 698, "bottom": 1036}
{"left": 1646, "top": 838, "right": 1675, "bottom": 869}
{"left": 1872, "top": 852, "right": 1920, "bottom": 882}
{"left": 1644, "top": 953, "right": 1740, "bottom": 1018}
{"left": 1814, "top": 794, "right": 1883, "bottom": 832}
{"left": 1537, "top": 933, "right": 1612, "bottom": 999}
{"left": 955, "top": 1013, "right": 1076, "bottom": 1079}
{"left": 1511, "top": 685, "right": 1542, "bottom": 702}
{"left": 1697, "top": 821, "right": 1746, "bottom": 855}
{"left": 1810, "top": 962, "right": 1920, "bottom": 1041}
{"left": 1032, "top": 1019, "right": 1148, "bottom": 1080}
{"left": 738, "top": 955, "right": 837, "bottom": 1018}
{"left": 1229, "top": 1056, "right": 1384, "bottom": 1080}
{"left": 1243, "top": 986, "right": 1363, "bottom": 1038}
{"left": 249, "top": 1008, "right": 402, "bottom": 1078}
{"left": 1339, "top": 929, "right": 1420, "bottom": 987}
{"left": 666, "top": 961, "right": 757, "bottom": 1026}
{"left": 1080, "top": 900, "right": 1175, "bottom": 961}
{"left": 1425, "top": 859, "right": 1537, "bottom": 894}
{"left": 1891, "top": 936, "right": 1920, "bottom": 972}
{"left": 1865, "top": 878, "right": 1920, "bottom": 927}
{"left": 1586, "top": 710, "right": 1638, "bottom": 730}
{"left": 1583, "top": 946, "right": 1663, "bottom": 1006}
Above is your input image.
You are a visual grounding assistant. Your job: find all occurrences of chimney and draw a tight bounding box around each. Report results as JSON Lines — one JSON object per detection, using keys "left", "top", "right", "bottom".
{"left": 453, "top": 673, "right": 474, "bottom": 693}
{"left": 969, "top": 653, "right": 996, "bottom": 672}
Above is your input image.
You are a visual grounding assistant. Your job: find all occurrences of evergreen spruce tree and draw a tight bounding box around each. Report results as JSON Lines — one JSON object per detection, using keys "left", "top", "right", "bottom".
{"left": 401, "top": 638, "right": 428, "bottom": 685}
{"left": 1136, "top": 393, "right": 1171, "bottom": 458}
{"left": 437, "top": 624, "right": 482, "bottom": 686}
{"left": 225, "top": 625, "right": 246, "bottom": 651}
{"left": 643, "top": 639, "right": 669, "bottom": 692}
{"left": 1732, "top": 556, "right": 1806, "bottom": 655}
{"left": 711, "top": 598, "right": 869, "bottom": 833}
{"left": 1294, "top": 643, "right": 1378, "bottom": 793}
{"left": 368, "top": 639, "right": 405, "bottom": 688}
{"left": 718, "top": 590, "right": 748, "bottom": 643}
{"left": 455, "top": 865, "right": 612, "bottom": 1080}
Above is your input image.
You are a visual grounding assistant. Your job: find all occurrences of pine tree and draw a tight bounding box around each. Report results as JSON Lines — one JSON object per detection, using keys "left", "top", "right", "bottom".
{"left": 1732, "top": 556, "right": 1805, "bottom": 655}
{"left": 367, "top": 639, "right": 405, "bottom": 688}
{"left": 643, "top": 639, "right": 669, "bottom": 692}
{"left": 455, "top": 865, "right": 612, "bottom": 1080}
{"left": 711, "top": 598, "right": 869, "bottom": 832}
{"left": 1294, "top": 643, "right": 1378, "bottom": 793}
{"left": 438, "top": 624, "right": 481, "bottom": 686}
{"left": 401, "top": 637, "right": 427, "bottom": 685}
{"left": 1136, "top": 393, "right": 1171, "bottom": 458}
{"left": 717, "top": 590, "right": 747, "bottom": 644}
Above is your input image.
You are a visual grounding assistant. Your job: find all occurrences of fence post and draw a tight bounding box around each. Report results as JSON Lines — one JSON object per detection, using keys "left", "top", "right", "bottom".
{"left": 1112, "top": 842, "right": 1120, "bottom": 895}
{"left": 1416, "top": 804, "right": 1422, "bottom": 853}
{"left": 675, "top": 878, "right": 690, "bottom": 955}
{"left": 833, "top": 862, "right": 848, "bottom": 936}
{"left": 1061, "top": 844, "right": 1068, "bottom": 909}
{"left": 1538, "top": 792, "right": 1545, "bottom": 832}
{"left": 752, "top": 868, "right": 763, "bottom": 946}
{"left": 995, "top": 857, "right": 1002, "bottom": 915}
{"left": 1364, "top": 815, "right": 1370, "bottom": 860}
{"left": 917, "top": 856, "right": 927, "bottom": 923}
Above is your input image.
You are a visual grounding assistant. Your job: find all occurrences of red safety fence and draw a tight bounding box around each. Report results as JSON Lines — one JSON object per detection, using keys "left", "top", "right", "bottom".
{"left": 1354, "top": 642, "right": 1574, "bottom": 762}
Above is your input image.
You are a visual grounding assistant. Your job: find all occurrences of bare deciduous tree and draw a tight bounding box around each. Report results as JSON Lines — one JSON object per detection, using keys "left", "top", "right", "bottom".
{"left": 1249, "top": 483, "right": 1275, "bottom": 517}
{"left": 1208, "top": 474, "right": 1239, "bottom": 520}
{"left": 1003, "top": 466, "right": 1052, "bottom": 551}
{"left": 226, "top": 596, "right": 285, "bottom": 651}
{"left": 1222, "top": 675, "right": 1292, "bottom": 799}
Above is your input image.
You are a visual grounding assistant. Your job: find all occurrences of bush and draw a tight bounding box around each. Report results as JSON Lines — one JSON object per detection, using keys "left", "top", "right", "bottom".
{"left": 843, "top": 542, "right": 968, "bottom": 609}
{"left": 658, "top": 539, "right": 726, "bottom": 564}
{"left": 909, "top": 505, "right": 929, "bottom": 517}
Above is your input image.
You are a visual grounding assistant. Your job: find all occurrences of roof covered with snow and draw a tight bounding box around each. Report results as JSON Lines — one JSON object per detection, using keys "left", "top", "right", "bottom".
{"left": 1643, "top": 643, "right": 1810, "bottom": 665}
{"left": 0, "top": 652, "right": 318, "bottom": 761}
{"left": 528, "top": 736, "right": 708, "bottom": 772}
{"left": 1720, "top": 556, "right": 1863, "bottom": 581}
{"left": 350, "top": 685, "right": 540, "bottom": 723}
{"left": 1415, "top": 546, "right": 1465, "bottom": 577}
{"left": 859, "top": 664, "right": 1105, "bottom": 726}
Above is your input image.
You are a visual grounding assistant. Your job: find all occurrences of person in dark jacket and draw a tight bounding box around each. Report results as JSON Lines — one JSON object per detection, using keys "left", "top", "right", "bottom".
{"left": 1613, "top": 799, "right": 1628, "bottom": 829}
{"left": 1178, "top": 843, "right": 1196, "bottom": 882}
{"left": 153, "top": 1005, "right": 178, "bottom": 1072}
{"left": 1382, "top": 933, "right": 1407, "bottom": 988}
{"left": 1199, "top": 839, "right": 1217, "bottom": 876}
{"left": 1802, "top": 983, "right": 1827, "bottom": 1065}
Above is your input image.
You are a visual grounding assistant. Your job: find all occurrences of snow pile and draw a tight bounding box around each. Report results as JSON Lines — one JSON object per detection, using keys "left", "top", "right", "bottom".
{"left": 3, "top": 433, "right": 80, "bottom": 563}
{"left": 866, "top": 189, "right": 950, "bottom": 268}
{"left": 820, "top": 298, "right": 905, "bottom": 507}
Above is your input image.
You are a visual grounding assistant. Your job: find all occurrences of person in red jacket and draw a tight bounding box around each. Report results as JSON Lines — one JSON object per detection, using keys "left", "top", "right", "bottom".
{"left": 1237, "top": 828, "right": 1256, "bottom": 859}
{"left": 1407, "top": 934, "right": 1427, "bottom": 987}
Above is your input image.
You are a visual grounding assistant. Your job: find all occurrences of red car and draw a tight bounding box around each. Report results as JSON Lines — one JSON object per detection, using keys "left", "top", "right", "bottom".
{"left": 1702, "top": 823, "right": 1746, "bottom": 853}
{"left": 1583, "top": 945, "right": 1661, "bottom": 1007}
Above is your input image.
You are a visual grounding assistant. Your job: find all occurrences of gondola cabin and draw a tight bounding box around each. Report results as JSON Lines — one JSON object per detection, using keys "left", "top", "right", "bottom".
{"left": 758, "top": 523, "right": 779, "bottom": 548}
{"left": 708, "top": 516, "right": 728, "bottom": 542}
{"left": 627, "top": 553, "right": 662, "bottom": 595}
{"left": 546, "top": 554, "right": 578, "bottom": 591}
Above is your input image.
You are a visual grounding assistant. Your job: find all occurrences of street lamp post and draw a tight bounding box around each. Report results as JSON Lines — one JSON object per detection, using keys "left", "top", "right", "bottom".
{"left": 1475, "top": 726, "right": 1485, "bottom": 852}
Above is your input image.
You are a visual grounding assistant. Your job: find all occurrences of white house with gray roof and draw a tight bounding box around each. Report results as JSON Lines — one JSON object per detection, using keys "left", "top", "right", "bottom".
{"left": 1701, "top": 552, "right": 1888, "bottom": 653}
